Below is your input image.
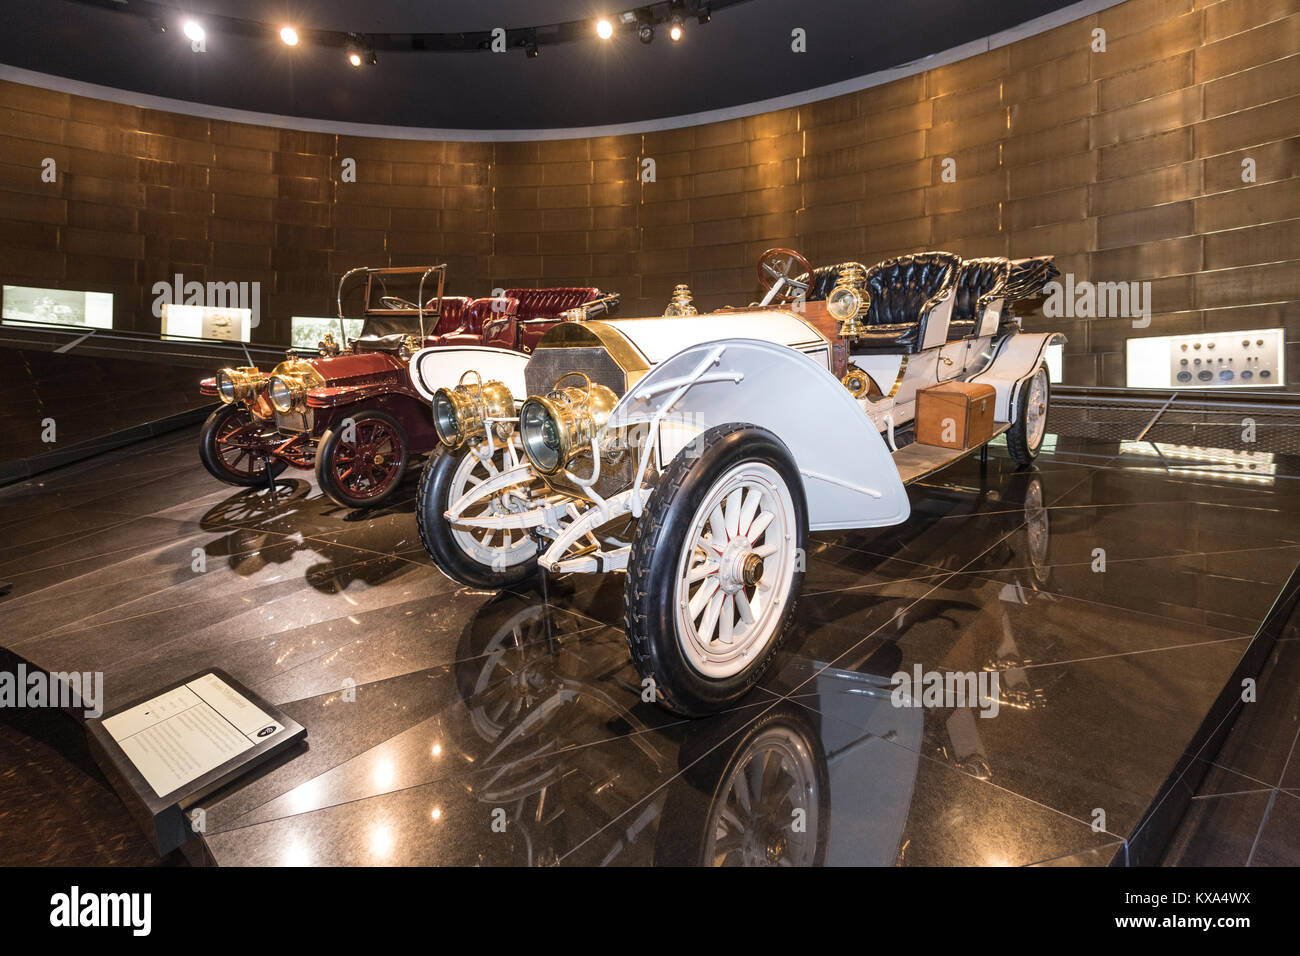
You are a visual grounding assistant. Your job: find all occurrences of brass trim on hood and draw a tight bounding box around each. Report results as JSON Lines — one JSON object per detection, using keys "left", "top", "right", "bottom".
{"left": 534, "top": 319, "right": 651, "bottom": 389}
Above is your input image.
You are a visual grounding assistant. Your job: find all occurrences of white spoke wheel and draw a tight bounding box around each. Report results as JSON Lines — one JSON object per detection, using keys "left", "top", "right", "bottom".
{"left": 1007, "top": 364, "right": 1050, "bottom": 466}
{"left": 674, "top": 462, "right": 797, "bottom": 680}
{"left": 416, "top": 438, "right": 540, "bottom": 589}
{"left": 625, "top": 423, "right": 807, "bottom": 717}
{"left": 447, "top": 440, "right": 539, "bottom": 570}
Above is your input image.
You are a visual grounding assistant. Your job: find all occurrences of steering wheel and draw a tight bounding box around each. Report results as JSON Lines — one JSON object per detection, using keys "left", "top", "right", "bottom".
{"left": 757, "top": 248, "right": 813, "bottom": 304}
{"left": 380, "top": 295, "right": 419, "bottom": 311}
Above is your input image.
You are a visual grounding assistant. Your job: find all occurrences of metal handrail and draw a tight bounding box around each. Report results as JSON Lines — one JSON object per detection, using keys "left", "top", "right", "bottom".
{"left": 1052, "top": 384, "right": 1300, "bottom": 414}
{"left": 335, "top": 266, "right": 370, "bottom": 347}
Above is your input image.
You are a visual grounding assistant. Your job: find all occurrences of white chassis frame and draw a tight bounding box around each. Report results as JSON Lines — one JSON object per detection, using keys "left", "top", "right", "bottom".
{"left": 411, "top": 324, "right": 1063, "bottom": 578}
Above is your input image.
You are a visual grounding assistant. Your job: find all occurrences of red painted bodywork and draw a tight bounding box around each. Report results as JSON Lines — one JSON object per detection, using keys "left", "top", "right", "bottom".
{"left": 300, "top": 350, "right": 438, "bottom": 448}
{"left": 198, "top": 286, "right": 607, "bottom": 479}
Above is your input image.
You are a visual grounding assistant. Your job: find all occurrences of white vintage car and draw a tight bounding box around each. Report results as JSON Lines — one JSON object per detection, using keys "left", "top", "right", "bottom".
{"left": 408, "top": 248, "right": 1063, "bottom": 716}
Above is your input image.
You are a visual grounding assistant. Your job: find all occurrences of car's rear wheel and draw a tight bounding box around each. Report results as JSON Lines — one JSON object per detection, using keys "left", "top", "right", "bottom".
{"left": 625, "top": 423, "right": 807, "bottom": 717}
{"left": 416, "top": 440, "right": 540, "bottom": 589}
{"left": 1007, "top": 365, "right": 1049, "bottom": 467}
{"left": 198, "top": 404, "right": 287, "bottom": 487}
{"left": 315, "top": 410, "right": 409, "bottom": 508}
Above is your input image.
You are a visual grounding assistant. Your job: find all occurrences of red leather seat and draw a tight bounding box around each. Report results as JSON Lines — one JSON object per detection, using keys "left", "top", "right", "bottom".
{"left": 502, "top": 288, "right": 601, "bottom": 320}
{"left": 429, "top": 288, "right": 603, "bottom": 348}
{"left": 431, "top": 297, "right": 471, "bottom": 336}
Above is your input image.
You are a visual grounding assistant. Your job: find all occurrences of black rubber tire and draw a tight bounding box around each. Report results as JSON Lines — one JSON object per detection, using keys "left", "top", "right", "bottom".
{"left": 415, "top": 445, "right": 539, "bottom": 589}
{"left": 1006, "top": 365, "right": 1049, "bottom": 467}
{"left": 315, "top": 409, "right": 409, "bottom": 509}
{"left": 624, "top": 423, "right": 808, "bottom": 717}
{"left": 198, "top": 404, "right": 287, "bottom": 487}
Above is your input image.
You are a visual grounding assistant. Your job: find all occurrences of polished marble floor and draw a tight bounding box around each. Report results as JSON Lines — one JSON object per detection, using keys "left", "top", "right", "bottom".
{"left": 1, "top": 425, "right": 1298, "bottom": 866}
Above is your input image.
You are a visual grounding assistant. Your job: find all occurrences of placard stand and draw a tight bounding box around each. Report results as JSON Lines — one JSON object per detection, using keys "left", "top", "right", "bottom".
{"left": 86, "top": 669, "right": 306, "bottom": 855}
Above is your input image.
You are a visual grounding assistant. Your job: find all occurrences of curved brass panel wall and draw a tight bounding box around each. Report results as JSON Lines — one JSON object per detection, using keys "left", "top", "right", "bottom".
{"left": 0, "top": 0, "right": 1296, "bottom": 386}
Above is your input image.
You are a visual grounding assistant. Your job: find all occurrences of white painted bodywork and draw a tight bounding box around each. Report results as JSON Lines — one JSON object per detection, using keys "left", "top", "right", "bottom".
{"left": 409, "top": 345, "right": 530, "bottom": 403}
{"left": 919, "top": 288, "right": 957, "bottom": 350}
{"left": 599, "top": 311, "right": 833, "bottom": 370}
{"left": 608, "top": 339, "right": 911, "bottom": 532}
{"left": 416, "top": 309, "right": 1062, "bottom": 580}
{"left": 978, "top": 296, "right": 1005, "bottom": 337}
{"left": 968, "top": 331, "right": 1067, "bottom": 422}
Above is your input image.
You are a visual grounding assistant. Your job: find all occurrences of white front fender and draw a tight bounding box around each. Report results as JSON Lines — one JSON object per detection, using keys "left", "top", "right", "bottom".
{"left": 607, "top": 338, "right": 910, "bottom": 532}
{"left": 409, "top": 345, "right": 530, "bottom": 403}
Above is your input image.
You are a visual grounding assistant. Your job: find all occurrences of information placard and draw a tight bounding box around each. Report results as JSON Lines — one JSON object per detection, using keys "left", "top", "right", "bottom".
{"left": 87, "top": 670, "right": 306, "bottom": 854}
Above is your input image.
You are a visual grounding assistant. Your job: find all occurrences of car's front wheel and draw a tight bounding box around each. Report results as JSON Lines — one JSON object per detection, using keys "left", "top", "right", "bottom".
{"left": 625, "top": 423, "right": 807, "bottom": 717}
{"left": 315, "top": 410, "right": 409, "bottom": 508}
{"left": 416, "top": 440, "right": 540, "bottom": 589}
{"left": 198, "top": 404, "right": 287, "bottom": 487}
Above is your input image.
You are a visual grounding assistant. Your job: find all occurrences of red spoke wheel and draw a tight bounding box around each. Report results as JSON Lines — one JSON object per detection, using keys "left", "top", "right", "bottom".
{"left": 315, "top": 410, "right": 410, "bottom": 509}
{"left": 199, "top": 404, "right": 288, "bottom": 487}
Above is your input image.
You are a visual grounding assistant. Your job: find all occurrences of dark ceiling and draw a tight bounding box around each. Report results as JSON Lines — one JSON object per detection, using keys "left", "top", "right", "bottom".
{"left": 0, "top": 0, "right": 1081, "bottom": 130}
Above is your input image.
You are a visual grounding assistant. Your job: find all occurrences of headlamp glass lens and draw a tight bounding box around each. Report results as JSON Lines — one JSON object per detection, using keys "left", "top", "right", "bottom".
{"left": 432, "top": 392, "right": 460, "bottom": 445}
{"left": 270, "top": 378, "right": 294, "bottom": 412}
{"left": 827, "top": 287, "right": 862, "bottom": 321}
{"left": 521, "top": 401, "right": 561, "bottom": 472}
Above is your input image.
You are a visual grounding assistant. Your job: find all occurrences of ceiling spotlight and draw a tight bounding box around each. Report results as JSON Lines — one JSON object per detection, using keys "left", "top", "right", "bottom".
{"left": 697, "top": 5, "right": 711, "bottom": 25}
{"left": 596, "top": 19, "right": 613, "bottom": 39}
{"left": 280, "top": 26, "right": 299, "bottom": 46}
{"left": 637, "top": 22, "right": 654, "bottom": 44}
{"left": 346, "top": 35, "right": 375, "bottom": 67}
{"left": 525, "top": 42, "right": 539, "bottom": 57}
{"left": 182, "top": 20, "right": 205, "bottom": 44}
{"left": 669, "top": 15, "right": 684, "bottom": 41}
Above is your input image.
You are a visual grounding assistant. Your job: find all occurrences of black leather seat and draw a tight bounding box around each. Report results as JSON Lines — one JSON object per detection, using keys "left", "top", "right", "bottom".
{"left": 852, "top": 252, "right": 962, "bottom": 353}
{"left": 947, "top": 257, "right": 1011, "bottom": 341}
{"left": 804, "top": 262, "right": 867, "bottom": 301}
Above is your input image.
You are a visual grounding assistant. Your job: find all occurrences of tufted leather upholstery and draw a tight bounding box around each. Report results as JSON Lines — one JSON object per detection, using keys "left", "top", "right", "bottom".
{"left": 851, "top": 251, "right": 963, "bottom": 352}
{"left": 501, "top": 287, "right": 602, "bottom": 321}
{"left": 430, "top": 296, "right": 471, "bottom": 337}
{"left": 1004, "top": 256, "right": 1061, "bottom": 301}
{"left": 429, "top": 288, "right": 608, "bottom": 350}
{"left": 947, "top": 258, "right": 1010, "bottom": 341}
{"left": 804, "top": 262, "right": 868, "bottom": 301}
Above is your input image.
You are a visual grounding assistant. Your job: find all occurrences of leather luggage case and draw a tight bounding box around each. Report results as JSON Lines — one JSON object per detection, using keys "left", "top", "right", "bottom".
{"left": 915, "top": 381, "right": 997, "bottom": 449}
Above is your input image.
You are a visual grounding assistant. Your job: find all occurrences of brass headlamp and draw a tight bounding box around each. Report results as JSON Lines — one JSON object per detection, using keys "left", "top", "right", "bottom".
{"left": 432, "top": 371, "right": 515, "bottom": 448}
{"left": 266, "top": 358, "right": 324, "bottom": 414}
{"left": 519, "top": 372, "right": 619, "bottom": 476}
{"left": 827, "top": 264, "right": 870, "bottom": 339}
{"left": 215, "top": 366, "right": 267, "bottom": 405}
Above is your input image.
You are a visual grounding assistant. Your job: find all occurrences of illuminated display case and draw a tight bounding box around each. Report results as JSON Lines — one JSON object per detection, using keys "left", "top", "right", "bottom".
{"left": 1126, "top": 329, "right": 1285, "bottom": 389}
{"left": 2, "top": 285, "right": 113, "bottom": 329}
{"left": 161, "top": 303, "right": 253, "bottom": 342}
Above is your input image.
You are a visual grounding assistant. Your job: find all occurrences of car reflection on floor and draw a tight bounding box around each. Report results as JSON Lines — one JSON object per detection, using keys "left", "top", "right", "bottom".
{"left": 445, "top": 588, "right": 926, "bottom": 866}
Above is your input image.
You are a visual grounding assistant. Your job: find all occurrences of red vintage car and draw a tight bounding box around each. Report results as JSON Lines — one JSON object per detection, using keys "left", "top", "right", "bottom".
{"left": 198, "top": 264, "right": 617, "bottom": 508}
